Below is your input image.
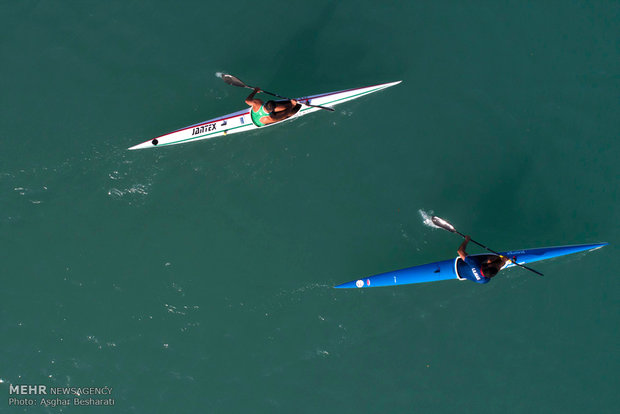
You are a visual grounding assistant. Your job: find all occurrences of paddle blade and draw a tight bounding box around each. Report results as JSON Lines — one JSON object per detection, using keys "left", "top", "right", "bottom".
{"left": 431, "top": 216, "right": 457, "bottom": 233}
{"left": 220, "top": 74, "right": 247, "bottom": 88}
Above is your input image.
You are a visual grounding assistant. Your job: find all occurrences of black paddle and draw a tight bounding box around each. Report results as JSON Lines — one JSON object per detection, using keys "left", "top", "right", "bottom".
{"left": 431, "top": 215, "right": 544, "bottom": 276}
{"left": 219, "top": 73, "right": 335, "bottom": 112}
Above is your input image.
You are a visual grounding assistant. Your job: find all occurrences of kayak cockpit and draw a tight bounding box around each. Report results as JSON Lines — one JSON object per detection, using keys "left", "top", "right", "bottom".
{"left": 454, "top": 254, "right": 507, "bottom": 281}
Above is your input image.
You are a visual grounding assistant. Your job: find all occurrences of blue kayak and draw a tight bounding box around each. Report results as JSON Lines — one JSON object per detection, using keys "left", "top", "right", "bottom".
{"left": 335, "top": 243, "right": 608, "bottom": 289}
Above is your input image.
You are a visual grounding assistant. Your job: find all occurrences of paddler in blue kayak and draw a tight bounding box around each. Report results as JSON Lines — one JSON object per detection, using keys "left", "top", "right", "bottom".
{"left": 245, "top": 87, "right": 302, "bottom": 127}
{"left": 457, "top": 236, "right": 509, "bottom": 283}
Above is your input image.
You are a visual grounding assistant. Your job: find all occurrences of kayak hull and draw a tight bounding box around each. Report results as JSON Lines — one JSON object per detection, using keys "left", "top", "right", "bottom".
{"left": 335, "top": 243, "right": 608, "bottom": 288}
{"left": 129, "top": 81, "right": 402, "bottom": 150}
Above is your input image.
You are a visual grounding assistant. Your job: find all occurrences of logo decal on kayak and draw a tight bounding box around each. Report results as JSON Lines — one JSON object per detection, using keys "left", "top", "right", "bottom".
{"left": 192, "top": 123, "right": 217, "bottom": 136}
{"left": 471, "top": 267, "right": 481, "bottom": 280}
{"left": 355, "top": 280, "right": 364, "bottom": 288}
{"left": 366, "top": 279, "right": 371, "bottom": 286}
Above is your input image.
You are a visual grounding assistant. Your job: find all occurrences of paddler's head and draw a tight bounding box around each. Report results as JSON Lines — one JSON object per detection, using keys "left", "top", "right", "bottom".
{"left": 264, "top": 100, "right": 276, "bottom": 113}
{"left": 480, "top": 257, "right": 505, "bottom": 278}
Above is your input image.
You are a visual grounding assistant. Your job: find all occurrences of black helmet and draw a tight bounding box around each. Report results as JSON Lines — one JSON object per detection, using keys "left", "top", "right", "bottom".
{"left": 264, "top": 100, "right": 276, "bottom": 112}
{"left": 481, "top": 262, "right": 500, "bottom": 278}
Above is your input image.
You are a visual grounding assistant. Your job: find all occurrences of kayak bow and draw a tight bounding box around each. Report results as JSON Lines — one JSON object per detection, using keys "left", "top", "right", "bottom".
{"left": 335, "top": 243, "right": 608, "bottom": 288}
{"left": 129, "top": 81, "right": 401, "bottom": 150}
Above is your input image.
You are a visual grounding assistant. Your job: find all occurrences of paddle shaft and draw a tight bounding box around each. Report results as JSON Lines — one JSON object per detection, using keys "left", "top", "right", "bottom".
{"left": 226, "top": 75, "right": 335, "bottom": 111}
{"left": 456, "top": 230, "right": 544, "bottom": 276}
{"left": 247, "top": 85, "right": 334, "bottom": 111}
{"left": 243, "top": 85, "right": 287, "bottom": 101}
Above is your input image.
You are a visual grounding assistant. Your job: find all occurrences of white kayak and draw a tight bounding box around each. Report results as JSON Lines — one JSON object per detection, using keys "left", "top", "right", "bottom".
{"left": 128, "top": 81, "right": 401, "bottom": 150}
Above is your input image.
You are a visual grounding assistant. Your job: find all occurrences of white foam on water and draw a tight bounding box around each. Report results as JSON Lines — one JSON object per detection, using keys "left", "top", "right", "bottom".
{"left": 215, "top": 72, "right": 223, "bottom": 78}
{"left": 419, "top": 209, "right": 440, "bottom": 229}
{"left": 107, "top": 183, "right": 149, "bottom": 198}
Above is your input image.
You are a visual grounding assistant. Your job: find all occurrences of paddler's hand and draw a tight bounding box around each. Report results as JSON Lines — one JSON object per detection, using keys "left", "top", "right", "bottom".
{"left": 253, "top": 87, "right": 261, "bottom": 93}
{"left": 465, "top": 235, "right": 471, "bottom": 242}
{"left": 291, "top": 99, "right": 298, "bottom": 106}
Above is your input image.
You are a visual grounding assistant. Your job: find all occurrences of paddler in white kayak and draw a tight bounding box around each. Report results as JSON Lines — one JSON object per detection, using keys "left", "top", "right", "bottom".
{"left": 457, "top": 235, "right": 509, "bottom": 283}
{"left": 245, "top": 87, "right": 302, "bottom": 127}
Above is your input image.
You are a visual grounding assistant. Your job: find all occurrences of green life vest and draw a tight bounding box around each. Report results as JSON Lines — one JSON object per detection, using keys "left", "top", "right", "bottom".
{"left": 250, "top": 105, "right": 270, "bottom": 127}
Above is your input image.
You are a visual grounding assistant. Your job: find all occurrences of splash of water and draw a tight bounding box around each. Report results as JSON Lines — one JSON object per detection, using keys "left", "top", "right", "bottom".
{"left": 215, "top": 72, "right": 223, "bottom": 78}
{"left": 419, "top": 209, "right": 440, "bottom": 229}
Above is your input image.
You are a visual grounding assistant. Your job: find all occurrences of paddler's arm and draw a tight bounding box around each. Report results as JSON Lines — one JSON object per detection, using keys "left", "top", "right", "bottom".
{"left": 270, "top": 100, "right": 299, "bottom": 121}
{"left": 457, "top": 235, "right": 471, "bottom": 260}
{"left": 273, "top": 99, "right": 298, "bottom": 111}
{"left": 245, "top": 88, "right": 263, "bottom": 110}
